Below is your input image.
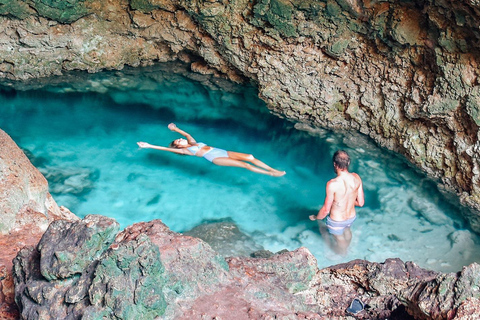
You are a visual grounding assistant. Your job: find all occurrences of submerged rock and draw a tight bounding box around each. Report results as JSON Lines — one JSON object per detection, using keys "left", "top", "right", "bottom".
{"left": 39, "top": 166, "right": 99, "bottom": 196}
{"left": 183, "top": 218, "right": 264, "bottom": 257}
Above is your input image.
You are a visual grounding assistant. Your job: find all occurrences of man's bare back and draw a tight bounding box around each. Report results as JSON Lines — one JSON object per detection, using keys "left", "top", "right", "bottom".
{"left": 309, "top": 168, "right": 364, "bottom": 223}
{"left": 328, "top": 171, "right": 363, "bottom": 221}
{"left": 308, "top": 150, "right": 364, "bottom": 255}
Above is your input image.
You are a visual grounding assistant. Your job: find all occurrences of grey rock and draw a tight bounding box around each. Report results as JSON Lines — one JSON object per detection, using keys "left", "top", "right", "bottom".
{"left": 38, "top": 214, "right": 119, "bottom": 280}
{"left": 184, "top": 218, "right": 264, "bottom": 257}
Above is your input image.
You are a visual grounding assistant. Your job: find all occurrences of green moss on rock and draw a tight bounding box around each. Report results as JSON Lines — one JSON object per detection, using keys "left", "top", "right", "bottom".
{"left": 326, "top": 38, "right": 350, "bottom": 58}
{"left": 454, "top": 263, "right": 480, "bottom": 306}
{"left": 427, "top": 98, "right": 459, "bottom": 115}
{"left": 293, "top": 0, "right": 323, "bottom": 20}
{"left": 439, "top": 31, "right": 458, "bottom": 53}
{"left": 466, "top": 87, "right": 480, "bottom": 126}
{"left": 253, "top": 0, "right": 298, "bottom": 38}
{"left": 325, "top": 0, "right": 342, "bottom": 18}
{"left": 129, "top": 0, "right": 160, "bottom": 13}
{"left": 0, "top": 0, "right": 35, "bottom": 19}
{"left": 28, "top": 0, "right": 90, "bottom": 23}
{"left": 87, "top": 234, "right": 167, "bottom": 319}
{"left": 37, "top": 215, "right": 120, "bottom": 281}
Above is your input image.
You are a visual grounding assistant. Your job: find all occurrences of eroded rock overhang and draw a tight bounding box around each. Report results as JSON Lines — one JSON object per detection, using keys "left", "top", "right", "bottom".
{"left": 1, "top": 0, "right": 480, "bottom": 230}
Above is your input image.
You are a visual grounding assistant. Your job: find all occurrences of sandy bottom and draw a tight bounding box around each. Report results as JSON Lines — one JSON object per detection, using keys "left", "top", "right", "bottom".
{"left": 1, "top": 69, "right": 479, "bottom": 273}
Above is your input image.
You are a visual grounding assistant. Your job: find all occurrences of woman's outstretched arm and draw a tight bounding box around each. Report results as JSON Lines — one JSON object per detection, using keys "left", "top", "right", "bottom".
{"left": 137, "top": 142, "right": 190, "bottom": 155}
{"left": 168, "top": 123, "right": 197, "bottom": 144}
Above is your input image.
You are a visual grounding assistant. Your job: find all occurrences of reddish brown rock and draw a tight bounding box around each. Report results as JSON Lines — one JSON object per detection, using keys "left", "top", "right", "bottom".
{"left": 455, "top": 298, "right": 480, "bottom": 319}
{"left": 0, "top": 129, "right": 78, "bottom": 320}
{"left": 13, "top": 217, "right": 480, "bottom": 319}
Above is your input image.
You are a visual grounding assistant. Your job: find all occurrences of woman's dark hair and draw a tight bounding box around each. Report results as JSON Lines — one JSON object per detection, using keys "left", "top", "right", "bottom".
{"left": 333, "top": 150, "right": 350, "bottom": 170}
{"left": 169, "top": 140, "right": 178, "bottom": 148}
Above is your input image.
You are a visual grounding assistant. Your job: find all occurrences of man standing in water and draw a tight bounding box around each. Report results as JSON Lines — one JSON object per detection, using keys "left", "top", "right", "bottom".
{"left": 309, "top": 150, "right": 364, "bottom": 256}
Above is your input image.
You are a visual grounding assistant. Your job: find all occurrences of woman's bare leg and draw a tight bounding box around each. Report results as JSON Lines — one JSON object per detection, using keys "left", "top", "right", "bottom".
{"left": 212, "top": 157, "right": 285, "bottom": 176}
{"left": 226, "top": 151, "right": 285, "bottom": 174}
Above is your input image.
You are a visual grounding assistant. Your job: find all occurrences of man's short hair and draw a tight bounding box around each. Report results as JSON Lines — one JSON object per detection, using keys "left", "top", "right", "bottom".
{"left": 333, "top": 150, "right": 350, "bottom": 170}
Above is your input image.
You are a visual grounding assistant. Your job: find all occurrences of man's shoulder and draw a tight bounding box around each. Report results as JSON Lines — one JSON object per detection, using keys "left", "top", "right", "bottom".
{"left": 327, "top": 177, "right": 343, "bottom": 190}
{"left": 351, "top": 172, "right": 362, "bottom": 181}
{"left": 328, "top": 176, "right": 341, "bottom": 184}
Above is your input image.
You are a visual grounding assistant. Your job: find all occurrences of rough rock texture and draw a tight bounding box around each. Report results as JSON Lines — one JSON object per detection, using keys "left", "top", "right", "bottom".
{"left": 12, "top": 216, "right": 480, "bottom": 319}
{"left": 0, "top": 129, "right": 79, "bottom": 319}
{"left": 13, "top": 217, "right": 164, "bottom": 319}
{"left": 0, "top": 128, "right": 62, "bottom": 234}
{"left": 37, "top": 214, "right": 119, "bottom": 281}
{"left": 1, "top": 0, "right": 480, "bottom": 231}
{"left": 184, "top": 218, "right": 264, "bottom": 257}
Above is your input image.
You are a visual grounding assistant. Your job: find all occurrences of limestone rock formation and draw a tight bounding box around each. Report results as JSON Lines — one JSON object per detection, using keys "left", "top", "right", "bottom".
{"left": 0, "top": 128, "right": 61, "bottom": 234}
{"left": 1, "top": 0, "right": 480, "bottom": 231}
{"left": 0, "top": 129, "right": 79, "bottom": 319}
{"left": 12, "top": 215, "right": 480, "bottom": 319}
{"left": 37, "top": 215, "right": 119, "bottom": 281}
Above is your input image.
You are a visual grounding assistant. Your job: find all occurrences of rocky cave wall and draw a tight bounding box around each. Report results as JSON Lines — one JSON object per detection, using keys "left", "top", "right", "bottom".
{"left": 1, "top": 0, "right": 480, "bottom": 230}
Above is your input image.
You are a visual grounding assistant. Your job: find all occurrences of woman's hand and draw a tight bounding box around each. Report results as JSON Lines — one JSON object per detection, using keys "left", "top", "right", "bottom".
{"left": 137, "top": 142, "right": 151, "bottom": 148}
{"left": 168, "top": 123, "right": 177, "bottom": 131}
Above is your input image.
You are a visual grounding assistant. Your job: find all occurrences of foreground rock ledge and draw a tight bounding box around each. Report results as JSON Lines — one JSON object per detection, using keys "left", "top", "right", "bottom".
{"left": 12, "top": 215, "right": 480, "bottom": 320}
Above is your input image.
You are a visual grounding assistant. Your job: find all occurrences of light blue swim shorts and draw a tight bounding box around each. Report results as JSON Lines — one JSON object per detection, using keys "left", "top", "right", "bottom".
{"left": 326, "top": 216, "right": 357, "bottom": 235}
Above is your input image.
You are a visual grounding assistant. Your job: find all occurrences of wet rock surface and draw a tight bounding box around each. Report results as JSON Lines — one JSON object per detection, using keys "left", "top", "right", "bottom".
{"left": 11, "top": 216, "right": 480, "bottom": 320}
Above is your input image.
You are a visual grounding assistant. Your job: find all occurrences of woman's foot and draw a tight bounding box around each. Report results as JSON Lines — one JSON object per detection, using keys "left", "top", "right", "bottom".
{"left": 270, "top": 170, "right": 286, "bottom": 177}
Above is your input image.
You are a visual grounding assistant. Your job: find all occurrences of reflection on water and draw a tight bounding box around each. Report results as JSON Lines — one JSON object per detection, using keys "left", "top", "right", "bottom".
{"left": 1, "top": 64, "right": 479, "bottom": 272}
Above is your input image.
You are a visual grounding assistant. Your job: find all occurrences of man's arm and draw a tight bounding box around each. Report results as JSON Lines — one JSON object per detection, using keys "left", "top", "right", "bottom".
{"left": 355, "top": 175, "right": 365, "bottom": 207}
{"left": 309, "top": 180, "right": 335, "bottom": 221}
{"left": 168, "top": 123, "right": 197, "bottom": 145}
{"left": 137, "top": 142, "right": 190, "bottom": 155}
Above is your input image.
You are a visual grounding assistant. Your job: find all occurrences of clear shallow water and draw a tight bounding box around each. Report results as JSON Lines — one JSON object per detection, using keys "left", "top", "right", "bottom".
{"left": 1, "top": 65, "right": 480, "bottom": 272}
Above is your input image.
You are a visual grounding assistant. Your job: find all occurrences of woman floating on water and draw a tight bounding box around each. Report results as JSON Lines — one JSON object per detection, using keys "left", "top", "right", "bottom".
{"left": 137, "top": 123, "right": 286, "bottom": 177}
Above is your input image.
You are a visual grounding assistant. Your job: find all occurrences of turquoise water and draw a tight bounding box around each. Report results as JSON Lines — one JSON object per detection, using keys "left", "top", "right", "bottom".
{"left": 1, "top": 64, "right": 479, "bottom": 272}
